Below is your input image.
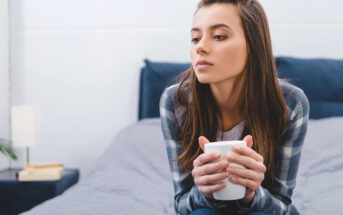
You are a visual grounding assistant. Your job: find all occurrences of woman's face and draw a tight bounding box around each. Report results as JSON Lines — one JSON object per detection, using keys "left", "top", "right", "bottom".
{"left": 190, "top": 3, "right": 248, "bottom": 84}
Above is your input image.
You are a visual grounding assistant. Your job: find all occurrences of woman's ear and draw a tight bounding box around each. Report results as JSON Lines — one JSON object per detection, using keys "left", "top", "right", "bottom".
{"left": 198, "top": 136, "right": 210, "bottom": 151}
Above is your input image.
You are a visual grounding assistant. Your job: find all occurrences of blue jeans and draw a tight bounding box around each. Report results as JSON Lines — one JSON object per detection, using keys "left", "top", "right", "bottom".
{"left": 190, "top": 208, "right": 268, "bottom": 215}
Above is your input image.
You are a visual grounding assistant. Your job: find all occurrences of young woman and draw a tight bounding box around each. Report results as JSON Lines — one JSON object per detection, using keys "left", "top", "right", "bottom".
{"left": 160, "top": 0, "right": 309, "bottom": 214}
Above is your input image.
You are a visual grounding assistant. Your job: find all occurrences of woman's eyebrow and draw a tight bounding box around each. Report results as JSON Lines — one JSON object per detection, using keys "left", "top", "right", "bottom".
{"left": 191, "top": 23, "right": 232, "bottom": 32}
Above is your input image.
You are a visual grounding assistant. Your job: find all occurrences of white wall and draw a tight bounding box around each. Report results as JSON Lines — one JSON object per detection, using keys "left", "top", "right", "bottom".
{"left": 0, "top": 0, "right": 9, "bottom": 169}
{"left": 260, "top": 0, "right": 343, "bottom": 58}
{"left": 10, "top": 0, "right": 199, "bottom": 177}
{"left": 9, "top": 0, "right": 343, "bottom": 178}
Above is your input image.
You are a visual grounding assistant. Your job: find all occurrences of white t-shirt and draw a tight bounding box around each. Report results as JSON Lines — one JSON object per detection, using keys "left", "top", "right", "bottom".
{"left": 216, "top": 121, "right": 245, "bottom": 141}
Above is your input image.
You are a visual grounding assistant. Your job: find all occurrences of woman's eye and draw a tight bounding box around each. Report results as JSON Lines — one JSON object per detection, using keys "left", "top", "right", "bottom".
{"left": 191, "top": 37, "right": 200, "bottom": 43}
{"left": 214, "top": 35, "right": 227, "bottom": 40}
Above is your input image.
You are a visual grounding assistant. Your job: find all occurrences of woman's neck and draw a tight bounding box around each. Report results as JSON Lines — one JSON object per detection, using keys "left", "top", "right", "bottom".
{"left": 210, "top": 77, "right": 244, "bottom": 131}
{"left": 217, "top": 110, "right": 244, "bottom": 131}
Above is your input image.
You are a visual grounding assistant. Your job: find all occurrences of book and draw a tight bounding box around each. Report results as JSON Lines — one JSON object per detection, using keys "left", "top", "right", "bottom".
{"left": 18, "top": 171, "right": 61, "bottom": 181}
{"left": 18, "top": 163, "right": 64, "bottom": 182}
{"left": 25, "top": 163, "right": 63, "bottom": 169}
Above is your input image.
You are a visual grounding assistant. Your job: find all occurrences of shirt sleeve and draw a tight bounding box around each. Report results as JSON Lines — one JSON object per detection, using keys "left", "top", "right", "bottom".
{"left": 159, "top": 86, "right": 233, "bottom": 215}
{"left": 236, "top": 88, "right": 310, "bottom": 215}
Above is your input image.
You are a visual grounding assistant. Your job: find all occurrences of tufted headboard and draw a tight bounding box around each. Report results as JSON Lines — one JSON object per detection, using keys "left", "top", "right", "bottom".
{"left": 138, "top": 57, "right": 343, "bottom": 120}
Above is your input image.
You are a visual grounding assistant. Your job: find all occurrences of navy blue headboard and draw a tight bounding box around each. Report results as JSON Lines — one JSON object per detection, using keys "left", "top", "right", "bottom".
{"left": 138, "top": 57, "right": 343, "bottom": 120}
{"left": 138, "top": 59, "right": 190, "bottom": 120}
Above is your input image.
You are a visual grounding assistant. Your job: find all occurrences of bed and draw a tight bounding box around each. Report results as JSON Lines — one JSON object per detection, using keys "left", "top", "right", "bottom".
{"left": 22, "top": 57, "right": 343, "bottom": 214}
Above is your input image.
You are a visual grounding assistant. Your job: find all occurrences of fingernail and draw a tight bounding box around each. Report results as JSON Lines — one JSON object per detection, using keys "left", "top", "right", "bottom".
{"left": 222, "top": 161, "right": 228, "bottom": 168}
{"left": 228, "top": 167, "right": 233, "bottom": 173}
{"left": 215, "top": 153, "right": 221, "bottom": 158}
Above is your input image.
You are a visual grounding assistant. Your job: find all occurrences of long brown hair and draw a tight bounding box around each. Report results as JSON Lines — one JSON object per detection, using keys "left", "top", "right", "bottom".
{"left": 174, "top": 0, "right": 287, "bottom": 190}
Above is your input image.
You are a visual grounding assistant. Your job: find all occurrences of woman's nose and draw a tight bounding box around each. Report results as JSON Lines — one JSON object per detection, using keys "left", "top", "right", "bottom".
{"left": 196, "top": 37, "right": 210, "bottom": 54}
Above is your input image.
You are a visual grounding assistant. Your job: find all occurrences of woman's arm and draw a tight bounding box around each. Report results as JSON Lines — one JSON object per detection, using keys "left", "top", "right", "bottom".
{"left": 235, "top": 87, "right": 310, "bottom": 214}
{"left": 159, "top": 86, "right": 231, "bottom": 214}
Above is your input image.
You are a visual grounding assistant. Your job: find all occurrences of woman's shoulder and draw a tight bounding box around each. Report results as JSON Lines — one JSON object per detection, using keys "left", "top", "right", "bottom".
{"left": 278, "top": 79, "right": 310, "bottom": 121}
{"left": 160, "top": 83, "right": 180, "bottom": 111}
{"left": 162, "top": 83, "right": 180, "bottom": 98}
{"left": 160, "top": 83, "right": 187, "bottom": 125}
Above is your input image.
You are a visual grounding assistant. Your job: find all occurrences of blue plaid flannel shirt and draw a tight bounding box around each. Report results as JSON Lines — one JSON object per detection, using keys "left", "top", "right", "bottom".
{"left": 159, "top": 80, "right": 310, "bottom": 215}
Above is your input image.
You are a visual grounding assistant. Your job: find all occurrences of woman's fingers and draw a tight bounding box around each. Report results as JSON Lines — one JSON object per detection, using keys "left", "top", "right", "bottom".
{"left": 229, "top": 176, "right": 260, "bottom": 191}
{"left": 198, "top": 182, "right": 227, "bottom": 196}
{"left": 194, "top": 171, "right": 229, "bottom": 186}
{"left": 192, "top": 153, "right": 229, "bottom": 198}
{"left": 242, "top": 135, "right": 253, "bottom": 148}
{"left": 226, "top": 152, "right": 266, "bottom": 173}
{"left": 193, "top": 152, "right": 220, "bottom": 168}
{"left": 198, "top": 136, "right": 210, "bottom": 151}
{"left": 233, "top": 145, "right": 264, "bottom": 163}
{"left": 192, "top": 156, "right": 229, "bottom": 177}
{"left": 227, "top": 166, "right": 265, "bottom": 182}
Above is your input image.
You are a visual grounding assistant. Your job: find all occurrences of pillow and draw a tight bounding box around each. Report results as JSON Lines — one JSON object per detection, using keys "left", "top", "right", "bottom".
{"left": 139, "top": 57, "right": 343, "bottom": 120}
{"left": 275, "top": 57, "right": 343, "bottom": 119}
{"left": 138, "top": 59, "right": 190, "bottom": 120}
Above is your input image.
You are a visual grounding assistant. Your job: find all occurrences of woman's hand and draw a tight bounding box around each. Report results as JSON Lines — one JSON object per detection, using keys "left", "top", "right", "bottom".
{"left": 226, "top": 135, "right": 266, "bottom": 204}
{"left": 192, "top": 136, "right": 230, "bottom": 201}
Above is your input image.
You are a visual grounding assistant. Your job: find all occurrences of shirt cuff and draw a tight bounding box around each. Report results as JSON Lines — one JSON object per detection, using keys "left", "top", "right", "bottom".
{"left": 192, "top": 185, "right": 230, "bottom": 209}
{"left": 236, "top": 187, "right": 263, "bottom": 213}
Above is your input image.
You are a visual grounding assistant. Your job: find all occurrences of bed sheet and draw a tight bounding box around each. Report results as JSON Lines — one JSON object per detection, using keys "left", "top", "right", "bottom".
{"left": 22, "top": 117, "right": 343, "bottom": 214}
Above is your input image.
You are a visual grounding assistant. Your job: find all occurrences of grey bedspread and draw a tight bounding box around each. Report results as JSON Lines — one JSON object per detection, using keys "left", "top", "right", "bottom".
{"left": 22, "top": 117, "right": 343, "bottom": 215}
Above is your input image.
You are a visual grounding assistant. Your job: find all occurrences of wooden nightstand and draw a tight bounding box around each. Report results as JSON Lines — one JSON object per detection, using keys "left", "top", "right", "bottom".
{"left": 0, "top": 168, "right": 79, "bottom": 215}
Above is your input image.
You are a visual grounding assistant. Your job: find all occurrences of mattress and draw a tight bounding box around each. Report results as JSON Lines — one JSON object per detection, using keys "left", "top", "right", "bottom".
{"left": 22, "top": 117, "right": 343, "bottom": 214}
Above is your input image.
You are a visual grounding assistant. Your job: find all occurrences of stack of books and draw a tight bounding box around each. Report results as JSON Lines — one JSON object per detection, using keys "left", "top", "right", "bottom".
{"left": 18, "top": 163, "right": 64, "bottom": 182}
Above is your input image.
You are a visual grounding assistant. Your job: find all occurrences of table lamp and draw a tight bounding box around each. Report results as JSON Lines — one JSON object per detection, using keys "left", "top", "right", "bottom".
{"left": 11, "top": 105, "right": 42, "bottom": 165}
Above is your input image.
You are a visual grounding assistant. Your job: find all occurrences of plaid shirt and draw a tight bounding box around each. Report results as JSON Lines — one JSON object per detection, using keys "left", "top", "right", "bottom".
{"left": 159, "top": 80, "right": 309, "bottom": 215}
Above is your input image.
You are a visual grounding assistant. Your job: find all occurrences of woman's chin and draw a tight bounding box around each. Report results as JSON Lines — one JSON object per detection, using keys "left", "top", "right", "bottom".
{"left": 196, "top": 76, "right": 215, "bottom": 84}
{"left": 197, "top": 79, "right": 211, "bottom": 84}
{"left": 195, "top": 73, "right": 213, "bottom": 84}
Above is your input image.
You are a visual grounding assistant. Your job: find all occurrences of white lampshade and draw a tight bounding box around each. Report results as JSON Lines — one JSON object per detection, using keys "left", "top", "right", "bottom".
{"left": 11, "top": 105, "right": 42, "bottom": 147}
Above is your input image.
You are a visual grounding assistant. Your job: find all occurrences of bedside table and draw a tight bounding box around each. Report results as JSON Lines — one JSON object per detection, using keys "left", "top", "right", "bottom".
{"left": 0, "top": 168, "right": 79, "bottom": 215}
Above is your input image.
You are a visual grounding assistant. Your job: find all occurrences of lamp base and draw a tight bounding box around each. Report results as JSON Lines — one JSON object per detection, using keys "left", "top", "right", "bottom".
{"left": 26, "top": 147, "right": 30, "bottom": 165}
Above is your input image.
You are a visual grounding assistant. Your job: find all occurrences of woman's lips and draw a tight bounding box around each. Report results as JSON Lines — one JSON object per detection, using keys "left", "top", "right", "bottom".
{"left": 196, "top": 60, "right": 213, "bottom": 71}
{"left": 196, "top": 64, "right": 213, "bottom": 70}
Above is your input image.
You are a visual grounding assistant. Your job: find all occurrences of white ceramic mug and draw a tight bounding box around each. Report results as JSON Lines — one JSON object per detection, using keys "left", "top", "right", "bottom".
{"left": 204, "top": 140, "right": 246, "bottom": 200}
